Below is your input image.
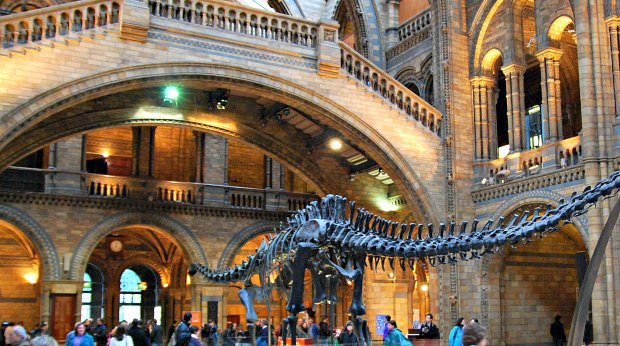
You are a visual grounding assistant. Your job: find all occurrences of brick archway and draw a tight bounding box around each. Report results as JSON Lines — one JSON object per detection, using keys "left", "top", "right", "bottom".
{"left": 69, "top": 211, "right": 208, "bottom": 281}
{"left": 216, "top": 221, "right": 278, "bottom": 270}
{"left": 0, "top": 203, "right": 61, "bottom": 280}
{"left": 0, "top": 63, "right": 440, "bottom": 225}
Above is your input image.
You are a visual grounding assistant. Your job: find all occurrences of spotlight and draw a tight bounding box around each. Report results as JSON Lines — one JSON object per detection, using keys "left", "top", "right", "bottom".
{"left": 163, "top": 86, "right": 180, "bottom": 105}
{"left": 420, "top": 284, "right": 429, "bottom": 291}
{"left": 329, "top": 139, "right": 343, "bottom": 150}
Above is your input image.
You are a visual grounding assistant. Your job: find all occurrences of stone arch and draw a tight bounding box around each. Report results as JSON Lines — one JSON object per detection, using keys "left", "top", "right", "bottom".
{"left": 470, "top": 0, "right": 505, "bottom": 76}
{"left": 69, "top": 211, "right": 208, "bottom": 281}
{"left": 217, "top": 221, "right": 279, "bottom": 270}
{"left": 487, "top": 189, "right": 588, "bottom": 242}
{"left": 537, "top": 10, "right": 575, "bottom": 51}
{"left": 0, "top": 63, "right": 439, "bottom": 226}
{"left": 0, "top": 203, "right": 61, "bottom": 280}
{"left": 479, "top": 190, "right": 589, "bottom": 340}
{"left": 481, "top": 48, "right": 504, "bottom": 76}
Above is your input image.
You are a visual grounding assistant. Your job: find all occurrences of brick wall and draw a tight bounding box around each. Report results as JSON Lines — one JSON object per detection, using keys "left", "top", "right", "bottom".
{"left": 227, "top": 139, "right": 265, "bottom": 189}
{"left": 153, "top": 126, "right": 196, "bottom": 182}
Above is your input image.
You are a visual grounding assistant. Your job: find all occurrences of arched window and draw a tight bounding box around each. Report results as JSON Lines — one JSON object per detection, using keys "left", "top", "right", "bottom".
{"left": 119, "top": 268, "right": 142, "bottom": 322}
{"left": 82, "top": 264, "right": 104, "bottom": 321}
{"left": 82, "top": 273, "right": 93, "bottom": 321}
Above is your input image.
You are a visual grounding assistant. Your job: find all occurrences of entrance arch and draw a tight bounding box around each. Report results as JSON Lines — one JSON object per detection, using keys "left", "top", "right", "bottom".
{"left": 69, "top": 211, "right": 207, "bottom": 281}
{"left": 0, "top": 203, "right": 60, "bottom": 280}
{"left": 482, "top": 192, "right": 589, "bottom": 344}
{"left": 0, "top": 63, "right": 440, "bottom": 225}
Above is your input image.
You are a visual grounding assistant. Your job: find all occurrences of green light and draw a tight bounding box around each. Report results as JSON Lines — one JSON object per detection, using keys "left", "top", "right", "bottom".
{"left": 163, "top": 86, "right": 180, "bottom": 104}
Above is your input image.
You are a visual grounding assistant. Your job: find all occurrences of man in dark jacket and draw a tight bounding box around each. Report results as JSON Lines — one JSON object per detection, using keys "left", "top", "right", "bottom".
{"left": 550, "top": 315, "right": 567, "bottom": 346}
{"left": 128, "top": 319, "right": 149, "bottom": 346}
{"left": 93, "top": 319, "right": 108, "bottom": 346}
{"left": 150, "top": 320, "right": 164, "bottom": 346}
{"left": 418, "top": 314, "right": 439, "bottom": 339}
{"left": 176, "top": 313, "right": 192, "bottom": 346}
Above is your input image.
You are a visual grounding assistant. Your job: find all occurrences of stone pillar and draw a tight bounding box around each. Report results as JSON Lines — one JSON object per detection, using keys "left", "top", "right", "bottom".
{"left": 148, "top": 126, "right": 156, "bottom": 178}
{"left": 264, "top": 156, "right": 273, "bottom": 189}
{"left": 317, "top": 19, "right": 340, "bottom": 78}
{"left": 470, "top": 76, "right": 495, "bottom": 160}
{"left": 386, "top": 0, "right": 400, "bottom": 48}
{"left": 193, "top": 131, "right": 205, "bottom": 183}
{"left": 46, "top": 135, "right": 85, "bottom": 195}
{"left": 536, "top": 48, "right": 564, "bottom": 143}
{"left": 131, "top": 127, "right": 141, "bottom": 176}
{"left": 501, "top": 64, "right": 527, "bottom": 152}
{"left": 606, "top": 18, "right": 620, "bottom": 150}
{"left": 203, "top": 134, "right": 227, "bottom": 184}
{"left": 132, "top": 126, "right": 156, "bottom": 178}
{"left": 273, "top": 161, "right": 284, "bottom": 190}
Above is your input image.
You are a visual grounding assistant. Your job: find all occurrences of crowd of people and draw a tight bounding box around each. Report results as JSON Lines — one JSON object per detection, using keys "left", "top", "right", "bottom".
{"left": 0, "top": 312, "right": 594, "bottom": 346}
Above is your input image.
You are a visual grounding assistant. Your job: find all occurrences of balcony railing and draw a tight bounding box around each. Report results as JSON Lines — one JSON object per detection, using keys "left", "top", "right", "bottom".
{"left": 472, "top": 136, "right": 585, "bottom": 201}
{"left": 1, "top": 167, "right": 318, "bottom": 212}
{"left": 386, "top": 9, "right": 431, "bottom": 60}
{"left": 340, "top": 42, "right": 441, "bottom": 136}
{"left": 146, "top": 0, "right": 319, "bottom": 48}
{"left": 397, "top": 8, "right": 431, "bottom": 42}
{"left": 0, "top": 0, "right": 119, "bottom": 51}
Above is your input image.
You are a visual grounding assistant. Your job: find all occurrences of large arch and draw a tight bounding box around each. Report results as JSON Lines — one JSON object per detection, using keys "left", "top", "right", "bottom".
{"left": 487, "top": 189, "right": 589, "bottom": 241}
{"left": 470, "top": 0, "right": 505, "bottom": 75}
{"left": 0, "top": 203, "right": 61, "bottom": 280}
{"left": 479, "top": 189, "right": 589, "bottom": 342}
{"left": 69, "top": 211, "right": 208, "bottom": 281}
{"left": 217, "top": 221, "right": 279, "bottom": 270}
{"left": 0, "top": 63, "right": 440, "bottom": 226}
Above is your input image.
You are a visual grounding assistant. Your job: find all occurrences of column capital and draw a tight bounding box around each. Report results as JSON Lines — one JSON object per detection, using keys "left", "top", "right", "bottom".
{"left": 500, "top": 63, "right": 527, "bottom": 75}
{"left": 606, "top": 16, "right": 620, "bottom": 28}
{"left": 535, "top": 47, "right": 563, "bottom": 62}
{"left": 470, "top": 76, "right": 495, "bottom": 87}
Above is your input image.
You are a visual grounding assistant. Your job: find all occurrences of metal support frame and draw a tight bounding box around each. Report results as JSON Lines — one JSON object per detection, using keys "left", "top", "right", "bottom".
{"left": 568, "top": 197, "right": 620, "bottom": 345}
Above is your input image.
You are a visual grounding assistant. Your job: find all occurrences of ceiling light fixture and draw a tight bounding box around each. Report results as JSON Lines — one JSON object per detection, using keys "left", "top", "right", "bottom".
{"left": 329, "top": 138, "right": 343, "bottom": 150}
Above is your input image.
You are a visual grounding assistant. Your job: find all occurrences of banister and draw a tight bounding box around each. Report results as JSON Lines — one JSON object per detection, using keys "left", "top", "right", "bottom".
{"left": 0, "top": 0, "right": 115, "bottom": 24}
{"left": 339, "top": 41, "right": 442, "bottom": 135}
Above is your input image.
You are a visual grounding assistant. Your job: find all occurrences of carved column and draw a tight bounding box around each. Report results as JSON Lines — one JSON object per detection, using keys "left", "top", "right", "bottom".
{"left": 501, "top": 64, "right": 527, "bottom": 152}
{"left": 606, "top": 18, "right": 620, "bottom": 150}
{"left": 536, "top": 48, "right": 563, "bottom": 142}
{"left": 471, "top": 76, "right": 496, "bottom": 160}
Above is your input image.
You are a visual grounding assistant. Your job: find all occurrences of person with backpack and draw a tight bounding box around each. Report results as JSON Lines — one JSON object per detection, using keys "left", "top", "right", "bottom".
{"left": 448, "top": 318, "right": 464, "bottom": 346}
{"left": 175, "top": 314, "right": 192, "bottom": 346}
{"left": 382, "top": 320, "right": 411, "bottom": 346}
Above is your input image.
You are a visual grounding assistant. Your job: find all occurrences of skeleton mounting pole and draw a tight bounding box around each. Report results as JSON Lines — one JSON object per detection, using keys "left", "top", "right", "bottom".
{"left": 568, "top": 197, "right": 620, "bottom": 346}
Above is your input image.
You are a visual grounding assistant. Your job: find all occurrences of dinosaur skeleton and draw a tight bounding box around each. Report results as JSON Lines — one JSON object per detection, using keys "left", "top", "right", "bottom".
{"left": 190, "top": 170, "right": 620, "bottom": 346}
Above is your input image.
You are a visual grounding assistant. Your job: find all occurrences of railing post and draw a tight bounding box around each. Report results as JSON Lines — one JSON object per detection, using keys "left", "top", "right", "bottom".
{"left": 120, "top": 0, "right": 150, "bottom": 42}
{"left": 316, "top": 19, "right": 340, "bottom": 78}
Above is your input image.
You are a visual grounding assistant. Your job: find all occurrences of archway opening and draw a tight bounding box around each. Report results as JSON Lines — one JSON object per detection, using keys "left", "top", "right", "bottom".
{"left": 0, "top": 220, "right": 42, "bottom": 327}
{"left": 84, "top": 226, "right": 190, "bottom": 333}
{"left": 497, "top": 204, "right": 587, "bottom": 344}
{"left": 119, "top": 266, "right": 161, "bottom": 323}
